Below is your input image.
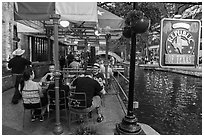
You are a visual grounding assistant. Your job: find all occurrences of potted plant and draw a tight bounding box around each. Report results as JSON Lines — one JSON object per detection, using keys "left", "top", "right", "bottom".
{"left": 123, "top": 10, "right": 150, "bottom": 38}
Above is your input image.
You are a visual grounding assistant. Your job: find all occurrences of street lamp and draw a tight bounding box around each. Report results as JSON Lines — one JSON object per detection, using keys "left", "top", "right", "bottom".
{"left": 115, "top": 9, "right": 150, "bottom": 135}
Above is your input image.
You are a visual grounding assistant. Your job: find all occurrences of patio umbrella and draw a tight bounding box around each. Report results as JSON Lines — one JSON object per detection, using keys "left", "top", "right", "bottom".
{"left": 97, "top": 6, "right": 124, "bottom": 32}
{"left": 96, "top": 6, "right": 124, "bottom": 42}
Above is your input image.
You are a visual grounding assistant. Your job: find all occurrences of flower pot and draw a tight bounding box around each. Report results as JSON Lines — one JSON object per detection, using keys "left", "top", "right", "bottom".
{"left": 124, "top": 10, "right": 150, "bottom": 34}
{"left": 122, "top": 26, "right": 131, "bottom": 38}
{"left": 132, "top": 18, "right": 150, "bottom": 33}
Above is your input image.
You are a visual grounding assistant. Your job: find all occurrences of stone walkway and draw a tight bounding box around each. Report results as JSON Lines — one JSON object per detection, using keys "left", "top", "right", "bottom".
{"left": 2, "top": 84, "right": 159, "bottom": 135}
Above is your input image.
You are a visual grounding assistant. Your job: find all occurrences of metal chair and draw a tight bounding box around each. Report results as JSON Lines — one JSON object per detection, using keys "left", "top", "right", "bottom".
{"left": 22, "top": 90, "right": 48, "bottom": 128}
{"left": 62, "top": 68, "right": 85, "bottom": 85}
{"left": 68, "top": 91, "right": 96, "bottom": 130}
{"left": 47, "top": 89, "right": 68, "bottom": 123}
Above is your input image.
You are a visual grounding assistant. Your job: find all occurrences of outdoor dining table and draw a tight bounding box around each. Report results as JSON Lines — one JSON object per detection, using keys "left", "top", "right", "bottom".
{"left": 40, "top": 81, "right": 54, "bottom": 93}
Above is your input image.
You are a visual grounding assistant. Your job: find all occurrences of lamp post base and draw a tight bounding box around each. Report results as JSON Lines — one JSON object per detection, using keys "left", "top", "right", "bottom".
{"left": 115, "top": 115, "right": 145, "bottom": 135}
{"left": 53, "top": 123, "right": 63, "bottom": 135}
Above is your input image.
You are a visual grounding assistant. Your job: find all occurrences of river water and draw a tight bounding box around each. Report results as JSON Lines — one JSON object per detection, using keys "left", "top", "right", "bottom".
{"left": 120, "top": 66, "right": 202, "bottom": 135}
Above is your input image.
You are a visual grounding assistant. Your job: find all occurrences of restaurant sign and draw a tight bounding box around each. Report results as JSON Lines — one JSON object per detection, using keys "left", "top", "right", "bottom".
{"left": 159, "top": 18, "right": 201, "bottom": 68}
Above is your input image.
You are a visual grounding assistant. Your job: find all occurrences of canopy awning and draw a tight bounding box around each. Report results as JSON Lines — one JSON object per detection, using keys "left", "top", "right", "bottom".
{"left": 17, "top": 22, "right": 44, "bottom": 33}
{"left": 56, "top": 2, "right": 98, "bottom": 23}
{"left": 14, "top": 2, "right": 124, "bottom": 42}
{"left": 14, "top": 2, "right": 98, "bottom": 23}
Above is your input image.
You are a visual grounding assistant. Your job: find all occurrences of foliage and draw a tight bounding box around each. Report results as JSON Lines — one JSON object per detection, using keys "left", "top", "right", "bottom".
{"left": 125, "top": 10, "right": 145, "bottom": 26}
{"left": 75, "top": 126, "right": 96, "bottom": 135}
{"left": 97, "top": 2, "right": 201, "bottom": 59}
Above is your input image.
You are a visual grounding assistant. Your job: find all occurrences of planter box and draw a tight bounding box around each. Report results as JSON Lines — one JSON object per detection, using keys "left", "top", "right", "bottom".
{"left": 2, "top": 62, "right": 50, "bottom": 92}
{"left": 2, "top": 75, "right": 14, "bottom": 92}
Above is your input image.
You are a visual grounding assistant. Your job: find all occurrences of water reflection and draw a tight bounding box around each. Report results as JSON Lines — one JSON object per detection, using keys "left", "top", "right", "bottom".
{"left": 124, "top": 67, "right": 202, "bottom": 135}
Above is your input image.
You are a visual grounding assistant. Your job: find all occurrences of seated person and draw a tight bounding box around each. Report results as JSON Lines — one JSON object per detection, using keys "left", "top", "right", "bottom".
{"left": 71, "top": 71, "right": 105, "bottom": 122}
{"left": 40, "top": 63, "right": 55, "bottom": 84}
{"left": 47, "top": 74, "right": 70, "bottom": 109}
{"left": 92, "top": 63, "right": 106, "bottom": 93}
{"left": 69, "top": 57, "right": 81, "bottom": 69}
{"left": 20, "top": 68, "right": 48, "bottom": 122}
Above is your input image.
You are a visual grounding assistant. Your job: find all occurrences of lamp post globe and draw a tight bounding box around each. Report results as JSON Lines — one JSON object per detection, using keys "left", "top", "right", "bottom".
{"left": 123, "top": 10, "right": 150, "bottom": 38}
{"left": 133, "top": 17, "right": 150, "bottom": 33}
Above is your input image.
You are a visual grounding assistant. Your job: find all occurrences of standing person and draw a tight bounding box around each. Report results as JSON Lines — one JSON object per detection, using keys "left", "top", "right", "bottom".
{"left": 66, "top": 52, "right": 74, "bottom": 67}
{"left": 40, "top": 63, "right": 55, "bottom": 84}
{"left": 69, "top": 57, "right": 81, "bottom": 69}
{"left": 99, "top": 60, "right": 105, "bottom": 74}
{"left": 59, "top": 55, "right": 66, "bottom": 70}
{"left": 106, "top": 64, "right": 113, "bottom": 89}
{"left": 8, "top": 48, "right": 32, "bottom": 104}
{"left": 71, "top": 71, "right": 105, "bottom": 122}
{"left": 110, "top": 56, "right": 115, "bottom": 66}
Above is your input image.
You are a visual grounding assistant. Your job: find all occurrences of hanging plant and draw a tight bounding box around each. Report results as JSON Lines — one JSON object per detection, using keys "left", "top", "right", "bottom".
{"left": 122, "top": 26, "right": 131, "bottom": 38}
{"left": 125, "top": 10, "right": 150, "bottom": 34}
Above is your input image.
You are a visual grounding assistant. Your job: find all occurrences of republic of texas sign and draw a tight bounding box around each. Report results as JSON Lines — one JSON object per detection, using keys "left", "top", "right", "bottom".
{"left": 159, "top": 18, "right": 201, "bottom": 68}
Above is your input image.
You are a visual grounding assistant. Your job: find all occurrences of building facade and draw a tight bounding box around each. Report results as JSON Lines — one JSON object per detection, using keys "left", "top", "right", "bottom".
{"left": 2, "top": 2, "right": 54, "bottom": 91}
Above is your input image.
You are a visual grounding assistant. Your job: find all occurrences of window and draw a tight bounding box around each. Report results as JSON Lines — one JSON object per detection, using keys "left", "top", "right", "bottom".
{"left": 29, "top": 36, "right": 49, "bottom": 62}
{"left": 13, "top": 25, "right": 18, "bottom": 49}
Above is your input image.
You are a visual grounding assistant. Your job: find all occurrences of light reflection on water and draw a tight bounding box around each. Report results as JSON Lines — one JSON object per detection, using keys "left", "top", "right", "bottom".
{"left": 122, "top": 67, "right": 202, "bottom": 135}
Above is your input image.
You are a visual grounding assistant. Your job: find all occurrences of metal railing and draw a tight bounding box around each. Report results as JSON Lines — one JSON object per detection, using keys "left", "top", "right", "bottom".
{"left": 111, "top": 69, "right": 129, "bottom": 102}
{"left": 61, "top": 68, "right": 95, "bottom": 84}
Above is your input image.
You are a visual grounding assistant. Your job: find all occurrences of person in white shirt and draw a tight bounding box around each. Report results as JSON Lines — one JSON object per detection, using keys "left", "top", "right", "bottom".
{"left": 40, "top": 63, "right": 55, "bottom": 84}
{"left": 69, "top": 57, "right": 81, "bottom": 69}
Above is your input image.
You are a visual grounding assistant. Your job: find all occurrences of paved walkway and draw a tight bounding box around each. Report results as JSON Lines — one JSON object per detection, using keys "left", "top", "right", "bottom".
{"left": 2, "top": 76, "right": 159, "bottom": 135}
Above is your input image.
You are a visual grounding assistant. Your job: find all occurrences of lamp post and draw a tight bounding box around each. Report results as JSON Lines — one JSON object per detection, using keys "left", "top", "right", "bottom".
{"left": 50, "top": 14, "right": 63, "bottom": 135}
{"left": 83, "top": 37, "right": 88, "bottom": 70}
{"left": 105, "top": 34, "right": 111, "bottom": 90}
{"left": 115, "top": 6, "right": 150, "bottom": 135}
{"left": 103, "top": 26, "right": 111, "bottom": 90}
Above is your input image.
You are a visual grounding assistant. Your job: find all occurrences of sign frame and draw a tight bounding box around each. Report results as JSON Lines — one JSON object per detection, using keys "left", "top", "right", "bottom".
{"left": 159, "top": 18, "right": 201, "bottom": 68}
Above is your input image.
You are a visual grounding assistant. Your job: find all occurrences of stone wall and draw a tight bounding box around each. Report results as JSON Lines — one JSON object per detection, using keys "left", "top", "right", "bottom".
{"left": 2, "top": 2, "right": 14, "bottom": 74}
{"left": 2, "top": 63, "right": 49, "bottom": 92}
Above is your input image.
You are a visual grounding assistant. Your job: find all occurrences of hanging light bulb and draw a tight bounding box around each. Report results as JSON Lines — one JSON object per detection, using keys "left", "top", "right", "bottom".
{"left": 60, "top": 20, "right": 70, "bottom": 27}
{"left": 95, "top": 30, "right": 100, "bottom": 36}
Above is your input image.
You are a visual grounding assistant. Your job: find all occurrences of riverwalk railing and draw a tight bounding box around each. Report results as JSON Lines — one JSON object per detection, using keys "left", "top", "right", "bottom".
{"left": 111, "top": 69, "right": 129, "bottom": 103}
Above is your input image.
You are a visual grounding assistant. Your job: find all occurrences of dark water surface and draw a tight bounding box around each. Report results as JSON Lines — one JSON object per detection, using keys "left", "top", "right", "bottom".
{"left": 121, "top": 67, "right": 202, "bottom": 135}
